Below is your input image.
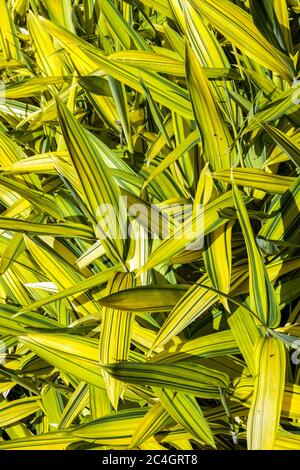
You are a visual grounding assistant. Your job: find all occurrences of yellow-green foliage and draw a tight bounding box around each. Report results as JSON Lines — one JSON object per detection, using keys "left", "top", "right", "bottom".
{"left": 0, "top": 0, "right": 299, "bottom": 450}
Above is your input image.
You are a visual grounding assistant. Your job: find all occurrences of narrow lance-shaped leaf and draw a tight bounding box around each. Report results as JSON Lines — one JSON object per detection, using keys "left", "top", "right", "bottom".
{"left": 70, "top": 408, "right": 147, "bottom": 446}
{"left": 203, "top": 221, "right": 233, "bottom": 309}
{"left": 183, "top": 0, "right": 237, "bottom": 120}
{"left": 153, "top": 329, "right": 239, "bottom": 363}
{"left": 39, "top": 16, "right": 194, "bottom": 119}
{"left": 247, "top": 336, "right": 286, "bottom": 450}
{"left": 228, "top": 303, "right": 264, "bottom": 376}
{"left": 273, "top": 0, "right": 293, "bottom": 53}
{"left": 24, "top": 237, "right": 98, "bottom": 316}
{"left": 139, "top": 191, "right": 235, "bottom": 273}
{"left": 213, "top": 168, "right": 296, "bottom": 194}
{"left": 233, "top": 184, "right": 280, "bottom": 328}
{"left": 41, "top": 0, "right": 75, "bottom": 33}
{"left": 130, "top": 403, "right": 173, "bottom": 449}
{"left": 258, "top": 176, "right": 300, "bottom": 245}
{"left": 98, "top": 285, "right": 188, "bottom": 312}
{"left": 58, "top": 382, "right": 89, "bottom": 429}
{"left": 20, "top": 332, "right": 106, "bottom": 390}
{"left": 108, "top": 76, "right": 133, "bottom": 153}
{"left": 189, "top": 0, "right": 293, "bottom": 78}
{"left": 0, "top": 232, "right": 24, "bottom": 275}
{"left": 261, "top": 123, "right": 300, "bottom": 168}
{"left": 154, "top": 388, "right": 216, "bottom": 448}
{"left": 103, "top": 361, "right": 230, "bottom": 398}
{"left": 0, "top": 431, "right": 78, "bottom": 450}
{"left": 0, "top": 217, "right": 95, "bottom": 239}
{"left": 0, "top": 0, "right": 21, "bottom": 60}
{"left": 98, "top": 0, "right": 149, "bottom": 51}
{"left": 150, "top": 274, "right": 216, "bottom": 352}
{"left": 17, "top": 265, "right": 120, "bottom": 314}
{"left": 139, "top": 76, "right": 172, "bottom": 148}
{"left": 56, "top": 98, "right": 126, "bottom": 261}
{"left": 143, "top": 129, "right": 200, "bottom": 188}
{"left": 186, "top": 43, "right": 232, "bottom": 171}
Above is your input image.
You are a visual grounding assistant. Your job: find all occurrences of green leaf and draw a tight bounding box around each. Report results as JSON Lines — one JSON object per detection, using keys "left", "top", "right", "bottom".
{"left": 71, "top": 408, "right": 147, "bottom": 445}
{"left": 154, "top": 389, "right": 216, "bottom": 448}
{"left": 99, "top": 272, "right": 135, "bottom": 409}
{"left": 258, "top": 176, "right": 300, "bottom": 244}
{"left": 99, "top": 285, "right": 188, "bottom": 312}
{"left": 247, "top": 336, "right": 286, "bottom": 450}
{"left": 186, "top": 43, "right": 232, "bottom": 171}
{"left": 0, "top": 397, "right": 41, "bottom": 427}
{"left": 103, "top": 361, "right": 230, "bottom": 398}
{"left": 56, "top": 98, "right": 126, "bottom": 261}
{"left": 233, "top": 184, "right": 280, "bottom": 328}
{"left": 189, "top": 0, "right": 293, "bottom": 78}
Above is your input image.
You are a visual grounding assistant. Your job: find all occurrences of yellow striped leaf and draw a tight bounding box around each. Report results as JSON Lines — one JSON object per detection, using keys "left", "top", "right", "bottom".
{"left": 233, "top": 184, "right": 280, "bottom": 328}
{"left": 247, "top": 336, "right": 286, "bottom": 449}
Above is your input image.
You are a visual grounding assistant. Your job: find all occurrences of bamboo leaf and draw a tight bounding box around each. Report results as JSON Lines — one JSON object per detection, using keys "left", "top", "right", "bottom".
{"left": 99, "top": 272, "right": 135, "bottom": 409}
{"left": 103, "top": 361, "right": 230, "bottom": 398}
{"left": 233, "top": 184, "right": 280, "bottom": 328}
{"left": 139, "top": 191, "right": 236, "bottom": 273}
{"left": 56, "top": 98, "right": 126, "bottom": 261}
{"left": 20, "top": 332, "right": 106, "bottom": 390}
{"left": 0, "top": 397, "right": 41, "bottom": 427}
{"left": 247, "top": 336, "right": 286, "bottom": 450}
{"left": 189, "top": 0, "right": 293, "bottom": 78}
{"left": 213, "top": 169, "right": 295, "bottom": 194}
{"left": 99, "top": 285, "right": 188, "bottom": 312}
{"left": 154, "top": 389, "right": 216, "bottom": 448}
{"left": 186, "top": 43, "right": 232, "bottom": 171}
{"left": 258, "top": 176, "right": 300, "bottom": 244}
{"left": 71, "top": 408, "right": 147, "bottom": 445}
{"left": 130, "top": 403, "right": 172, "bottom": 448}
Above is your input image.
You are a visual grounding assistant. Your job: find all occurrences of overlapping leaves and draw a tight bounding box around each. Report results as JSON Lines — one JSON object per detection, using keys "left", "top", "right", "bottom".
{"left": 0, "top": 0, "right": 299, "bottom": 451}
